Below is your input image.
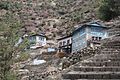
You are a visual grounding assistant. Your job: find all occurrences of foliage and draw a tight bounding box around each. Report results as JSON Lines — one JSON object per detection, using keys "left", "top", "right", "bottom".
{"left": 30, "top": 41, "right": 36, "bottom": 45}
{"left": 5, "top": 71, "right": 17, "bottom": 80}
{"left": 14, "top": 52, "right": 30, "bottom": 63}
{"left": 28, "top": 31, "right": 36, "bottom": 36}
{"left": 0, "top": 1, "right": 12, "bottom": 10}
{"left": 98, "top": 0, "right": 120, "bottom": 21}
{"left": 98, "top": 4, "right": 113, "bottom": 21}
{"left": 72, "top": 12, "right": 81, "bottom": 22}
{"left": 14, "top": 2, "right": 23, "bottom": 10}
{"left": 0, "top": 12, "right": 26, "bottom": 80}
{"left": 18, "top": 38, "right": 30, "bottom": 51}
{"left": 0, "top": 1, "right": 22, "bottom": 10}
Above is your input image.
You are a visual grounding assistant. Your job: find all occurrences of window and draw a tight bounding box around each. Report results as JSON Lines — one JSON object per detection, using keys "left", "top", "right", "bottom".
{"left": 63, "top": 41, "right": 66, "bottom": 46}
{"left": 67, "top": 40, "right": 70, "bottom": 44}
{"left": 99, "top": 37, "right": 102, "bottom": 40}
{"left": 95, "top": 37, "right": 98, "bottom": 40}
{"left": 30, "top": 36, "right": 36, "bottom": 41}
{"left": 59, "top": 42, "right": 62, "bottom": 47}
{"left": 42, "top": 37, "right": 44, "bottom": 41}
{"left": 92, "top": 36, "right": 101, "bottom": 41}
{"left": 92, "top": 36, "right": 95, "bottom": 40}
{"left": 39, "top": 36, "right": 42, "bottom": 40}
{"left": 39, "top": 36, "right": 44, "bottom": 41}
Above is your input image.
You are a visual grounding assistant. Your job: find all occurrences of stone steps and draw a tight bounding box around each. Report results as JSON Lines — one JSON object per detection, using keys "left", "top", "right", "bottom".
{"left": 92, "top": 53, "right": 120, "bottom": 57}
{"left": 62, "top": 56, "right": 120, "bottom": 79}
{"left": 88, "top": 55, "right": 120, "bottom": 60}
{"left": 62, "top": 45, "right": 120, "bottom": 79}
{"left": 101, "top": 51, "right": 120, "bottom": 54}
{"left": 81, "top": 61, "right": 120, "bottom": 66}
{"left": 89, "top": 53, "right": 120, "bottom": 59}
{"left": 89, "top": 58, "right": 120, "bottom": 62}
{"left": 74, "top": 66, "right": 120, "bottom": 72}
{"left": 62, "top": 72, "right": 120, "bottom": 79}
{"left": 62, "top": 79, "right": 120, "bottom": 80}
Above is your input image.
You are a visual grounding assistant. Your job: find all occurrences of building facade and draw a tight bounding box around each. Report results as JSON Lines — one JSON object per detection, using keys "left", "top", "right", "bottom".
{"left": 72, "top": 22, "right": 108, "bottom": 53}
{"left": 29, "top": 34, "right": 46, "bottom": 49}
{"left": 57, "top": 35, "right": 72, "bottom": 53}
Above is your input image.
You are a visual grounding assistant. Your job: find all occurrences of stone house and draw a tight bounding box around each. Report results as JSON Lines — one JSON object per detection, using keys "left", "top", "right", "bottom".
{"left": 72, "top": 22, "right": 108, "bottom": 53}
{"left": 57, "top": 35, "right": 72, "bottom": 53}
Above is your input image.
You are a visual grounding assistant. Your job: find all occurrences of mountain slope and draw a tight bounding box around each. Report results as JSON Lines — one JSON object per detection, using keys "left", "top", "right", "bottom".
{"left": 0, "top": 0, "right": 119, "bottom": 39}
{"left": 0, "top": 0, "right": 101, "bottom": 39}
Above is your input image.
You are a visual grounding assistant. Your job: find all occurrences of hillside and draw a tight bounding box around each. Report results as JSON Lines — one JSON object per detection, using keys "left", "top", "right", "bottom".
{"left": 0, "top": 0, "right": 103, "bottom": 39}
{"left": 1, "top": 0, "right": 120, "bottom": 39}
{"left": 0, "top": 0, "right": 120, "bottom": 80}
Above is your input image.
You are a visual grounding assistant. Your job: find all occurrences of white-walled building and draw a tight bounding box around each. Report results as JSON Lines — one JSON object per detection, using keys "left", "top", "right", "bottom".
{"left": 57, "top": 35, "right": 72, "bottom": 53}
{"left": 29, "top": 34, "right": 46, "bottom": 49}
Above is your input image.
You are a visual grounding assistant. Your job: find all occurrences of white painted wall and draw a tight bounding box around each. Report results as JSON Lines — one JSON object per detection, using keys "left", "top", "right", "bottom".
{"left": 58, "top": 37, "right": 72, "bottom": 47}
{"left": 36, "top": 36, "right": 46, "bottom": 46}
{"left": 30, "top": 35, "right": 46, "bottom": 49}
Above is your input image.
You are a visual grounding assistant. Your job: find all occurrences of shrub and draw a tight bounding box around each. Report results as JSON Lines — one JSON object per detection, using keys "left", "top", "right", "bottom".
{"left": 98, "top": 0, "right": 120, "bottom": 21}
{"left": 0, "top": 1, "right": 12, "bottom": 10}
{"left": 0, "top": 1, "right": 22, "bottom": 10}
{"left": 5, "top": 71, "right": 17, "bottom": 80}
{"left": 98, "top": 4, "right": 113, "bottom": 21}
{"left": 15, "top": 52, "right": 30, "bottom": 62}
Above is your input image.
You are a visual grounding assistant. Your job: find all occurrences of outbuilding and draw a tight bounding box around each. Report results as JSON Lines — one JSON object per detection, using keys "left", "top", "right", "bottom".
{"left": 29, "top": 33, "right": 47, "bottom": 49}
{"left": 57, "top": 35, "right": 72, "bottom": 53}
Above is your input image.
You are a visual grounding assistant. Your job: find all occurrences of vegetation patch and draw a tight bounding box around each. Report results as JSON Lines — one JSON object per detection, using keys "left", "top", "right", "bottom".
{"left": 98, "top": 0, "right": 120, "bottom": 21}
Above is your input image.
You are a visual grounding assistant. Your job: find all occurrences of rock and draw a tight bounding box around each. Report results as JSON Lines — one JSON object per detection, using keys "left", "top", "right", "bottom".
{"left": 21, "top": 76, "right": 29, "bottom": 80}
{"left": 32, "top": 59, "right": 46, "bottom": 65}
{"left": 16, "top": 69, "right": 30, "bottom": 80}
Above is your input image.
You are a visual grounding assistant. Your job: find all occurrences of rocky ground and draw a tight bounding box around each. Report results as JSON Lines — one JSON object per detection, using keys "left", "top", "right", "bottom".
{"left": 12, "top": 46, "right": 101, "bottom": 80}
{"left": 12, "top": 50, "right": 61, "bottom": 80}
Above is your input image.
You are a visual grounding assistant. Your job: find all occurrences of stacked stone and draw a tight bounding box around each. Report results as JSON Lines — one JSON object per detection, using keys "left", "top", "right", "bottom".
{"left": 62, "top": 46, "right": 101, "bottom": 69}
{"left": 62, "top": 25, "right": 120, "bottom": 79}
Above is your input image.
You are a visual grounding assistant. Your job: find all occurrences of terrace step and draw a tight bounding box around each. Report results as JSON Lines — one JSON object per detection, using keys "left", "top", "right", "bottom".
{"left": 62, "top": 46, "right": 120, "bottom": 79}
{"left": 81, "top": 61, "right": 120, "bottom": 67}
{"left": 62, "top": 79, "right": 120, "bottom": 80}
{"left": 74, "top": 66, "right": 120, "bottom": 72}
{"left": 62, "top": 72, "right": 120, "bottom": 79}
{"left": 89, "top": 53, "right": 120, "bottom": 60}
{"left": 101, "top": 51, "right": 120, "bottom": 54}
{"left": 90, "top": 58, "right": 120, "bottom": 62}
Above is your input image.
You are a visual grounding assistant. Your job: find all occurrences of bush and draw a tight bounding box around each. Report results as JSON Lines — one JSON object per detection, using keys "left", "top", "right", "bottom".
{"left": 98, "top": 0, "right": 120, "bottom": 21}
{"left": 15, "top": 52, "right": 30, "bottom": 62}
{"left": 0, "top": 1, "right": 22, "bottom": 10}
{"left": 98, "top": 4, "right": 113, "bottom": 21}
{"left": 5, "top": 71, "right": 17, "bottom": 80}
{"left": 0, "top": 1, "right": 12, "bottom": 10}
